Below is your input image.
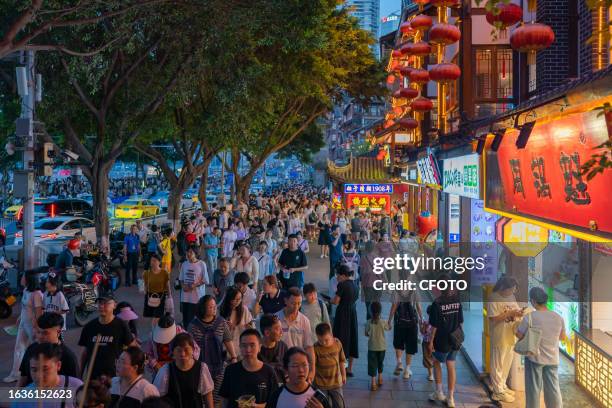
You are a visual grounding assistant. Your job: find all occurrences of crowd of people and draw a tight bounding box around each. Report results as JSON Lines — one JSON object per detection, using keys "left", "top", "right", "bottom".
{"left": 3, "top": 183, "right": 567, "bottom": 408}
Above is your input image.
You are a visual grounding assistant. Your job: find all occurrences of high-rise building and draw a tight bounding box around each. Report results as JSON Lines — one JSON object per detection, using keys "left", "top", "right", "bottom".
{"left": 380, "top": 11, "right": 401, "bottom": 37}
{"left": 346, "top": 0, "right": 380, "bottom": 58}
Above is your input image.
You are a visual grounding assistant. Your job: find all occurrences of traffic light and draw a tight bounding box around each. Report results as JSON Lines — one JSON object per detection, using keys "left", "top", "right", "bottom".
{"left": 35, "top": 142, "right": 56, "bottom": 176}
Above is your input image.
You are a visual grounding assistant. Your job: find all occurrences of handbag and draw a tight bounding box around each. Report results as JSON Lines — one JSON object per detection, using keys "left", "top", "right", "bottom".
{"left": 164, "top": 282, "right": 175, "bottom": 315}
{"left": 145, "top": 275, "right": 162, "bottom": 308}
{"left": 514, "top": 313, "right": 542, "bottom": 357}
{"left": 449, "top": 325, "right": 464, "bottom": 350}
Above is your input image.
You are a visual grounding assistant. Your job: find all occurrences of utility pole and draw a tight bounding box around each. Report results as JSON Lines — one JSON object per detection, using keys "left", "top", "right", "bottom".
{"left": 220, "top": 151, "right": 226, "bottom": 205}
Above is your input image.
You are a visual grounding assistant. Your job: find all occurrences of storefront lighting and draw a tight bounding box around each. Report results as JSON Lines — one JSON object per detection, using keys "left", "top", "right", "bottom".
{"left": 515, "top": 121, "right": 535, "bottom": 149}
{"left": 476, "top": 138, "right": 485, "bottom": 155}
{"left": 491, "top": 130, "right": 505, "bottom": 151}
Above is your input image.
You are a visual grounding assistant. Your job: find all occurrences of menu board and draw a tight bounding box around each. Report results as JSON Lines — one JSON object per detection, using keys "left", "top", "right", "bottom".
{"left": 470, "top": 199, "right": 499, "bottom": 285}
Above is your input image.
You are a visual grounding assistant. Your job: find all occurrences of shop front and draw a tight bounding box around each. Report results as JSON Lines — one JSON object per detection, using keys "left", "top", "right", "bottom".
{"left": 484, "top": 108, "right": 612, "bottom": 406}
{"left": 413, "top": 151, "right": 442, "bottom": 249}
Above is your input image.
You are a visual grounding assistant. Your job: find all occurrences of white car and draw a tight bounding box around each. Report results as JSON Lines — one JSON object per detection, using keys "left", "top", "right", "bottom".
{"left": 14, "top": 216, "right": 96, "bottom": 245}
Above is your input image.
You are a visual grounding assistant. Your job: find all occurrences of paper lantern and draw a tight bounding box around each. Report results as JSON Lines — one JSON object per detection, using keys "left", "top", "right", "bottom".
{"left": 486, "top": 3, "right": 523, "bottom": 30}
{"left": 411, "top": 14, "right": 433, "bottom": 32}
{"left": 411, "top": 96, "right": 434, "bottom": 112}
{"left": 399, "top": 87, "right": 419, "bottom": 99}
{"left": 400, "top": 66, "right": 413, "bottom": 76}
{"left": 430, "top": 0, "right": 460, "bottom": 7}
{"left": 429, "top": 23, "right": 461, "bottom": 46}
{"left": 510, "top": 23, "right": 555, "bottom": 65}
{"left": 384, "top": 119, "right": 395, "bottom": 128}
{"left": 399, "top": 118, "right": 419, "bottom": 130}
{"left": 408, "top": 69, "right": 430, "bottom": 84}
{"left": 393, "top": 106, "right": 404, "bottom": 115}
{"left": 400, "top": 22, "right": 415, "bottom": 36}
{"left": 417, "top": 212, "right": 437, "bottom": 237}
{"left": 429, "top": 63, "right": 461, "bottom": 83}
{"left": 413, "top": 0, "right": 430, "bottom": 9}
{"left": 391, "top": 49, "right": 403, "bottom": 58}
{"left": 401, "top": 41, "right": 432, "bottom": 57}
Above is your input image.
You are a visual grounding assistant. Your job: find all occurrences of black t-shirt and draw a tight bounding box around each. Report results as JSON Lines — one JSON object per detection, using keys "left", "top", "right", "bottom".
{"left": 259, "top": 290, "right": 288, "bottom": 315}
{"left": 20, "top": 342, "right": 79, "bottom": 384}
{"left": 219, "top": 362, "right": 278, "bottom": 408}
{"left": 258, "top": 341, "right": 288, "bottom": 382}
{"left": 78, "top": 317, "right": 134, "bottom": 379}
{"left": 428, "top": 295, "right": 463, "bottom": 353}
{"left": 277, "top": 248, "right": 307, "bottom": 289}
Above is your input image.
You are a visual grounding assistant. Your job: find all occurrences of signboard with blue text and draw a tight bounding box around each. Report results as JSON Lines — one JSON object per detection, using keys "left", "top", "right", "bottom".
{"left": 442, "top": 154, "right": 480, "bottom": 199}
{"left": 344, "top": 184, "right": 393, "bottom": 194}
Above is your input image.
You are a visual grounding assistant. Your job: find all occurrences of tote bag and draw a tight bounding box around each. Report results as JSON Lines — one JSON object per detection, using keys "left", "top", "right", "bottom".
{"left": 514, "top": 313, "right": 542, "bottom": 357}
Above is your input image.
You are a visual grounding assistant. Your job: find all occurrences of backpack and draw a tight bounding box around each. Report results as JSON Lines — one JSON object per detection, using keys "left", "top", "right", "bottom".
{"left": 147, "top": 234, "right": 159, "bottom": 253}
{"left": 192, "top": 317, "right": 225, "bottom": 376}
{"left": 395, "top": 302, "right": 417, "bottom": 328}
{"left": 308, "top": 212, "right": 318, "bottom": 224}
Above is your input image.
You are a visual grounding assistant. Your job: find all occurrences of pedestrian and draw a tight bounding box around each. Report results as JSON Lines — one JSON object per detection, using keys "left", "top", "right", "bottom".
{"left": 4, "top": 272, "right": 44, "bottom": 383}
{"left": 188, "top": 295, "right": 237, "bottom": 405}
{"left": 18, "top": 313, "right": 79, "bottom": 387}
{"left": 301, "top": 283, "right": 330, "bottom": 344}
{"left": 296, "top": 230, "right": 310, "bottom": 254}
{"left": 10, "top": 343, "right": 83, "bottom": 408}
{"left": 330, "top": 264, "right": 358, "bottom": 377}
{"left": 160, "top": 228, "right": 173, "bottom": 273}
{"left": 179, "top": 247, "right": 208, "bottom": 327}
{"left": 420, "top": 306, "right": 435, "bottom": 381}
{"left": 123, "top": 224, "right": 141, "bottom": 287}
{"left": 350, "top": 212, "right": 361, "bottom": 242}
{"left": 145, "top": 224, "right": 163, "bottom": 270}
{"left": 234, "top": 271, "right": 258, "bottom": 312}
{"left": 115, "top": 301, "right": 140, "bottom": 341}
{"left": 254, "top": 275, "right": 288, "bottom": 316}
{"left": 142, "top": 254, "right": 171, "bottom": 328}
{"left": 110, "top": 347, "right": 159, "bottom": 407}
{"left": 359, "top": 241, "right": 381, "bottom": 320}
{"left": 78, "top": 294, "right": 135, "bottom": 381}
{"left": 219, "top": 329, "right": 279, "bottom": 408}
{"left": 388, "top": 288, "right": 421, "bottom": 380}
{"left": 222, "top": 222, "right": 238, "bottom": 258}
{"left": 487, "top": 276, "right": 524, "bottom": 403}
{"left": 365, "top": 301, "right": 389, "bottom": 391}
{"left": 266, "top": 347, "right": 330, "bottom": 408}
{"left": 203, "top": 226, "right": 221, "bottom": 276}
{"left": 153, "top": 332, "right": 215, "bottom": 408}
{"left": 253, "top": 240, "right": 273, "bottom": 287}
{"left": 212, "top": 257, "right": 235, "bottom": 303}
{"left": 427, "top": 274, "right": 464, "bottom": 408}
{"left": 327, "top": 225, "right": 343, "bottom": 280}
{"left": 219, "top": 286, "right": 254, "bottom": 356}
{"left": 231, "top": 243, "right": 260, "bottom": 290}
{"left": 317, "top": 216, "right": 330, "bottom": 258}
{"left": 517, "top": 287, "right": 565, "bottom": 408}
{"left": 143, "top": 313, "right": 200, "bottom": 377}
{"left": 277, "top": 234, "right": 308, "bottom": 290}
{"left": 258, "top": 314, "right": 289, "bottom": 383}
{"left": 43, "top": 273, "right": 69, "bottom": 332}
{"left": 313, "top": 323, "right": 346, "bottom": 407}
{"left": 275, "top": 287, "right": 316, "bottom": 382}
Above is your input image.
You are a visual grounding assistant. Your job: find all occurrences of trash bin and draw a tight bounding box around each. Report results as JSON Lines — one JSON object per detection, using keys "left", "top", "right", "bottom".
{"left": 508, "top": 353, "right": 525, "bottom": 391}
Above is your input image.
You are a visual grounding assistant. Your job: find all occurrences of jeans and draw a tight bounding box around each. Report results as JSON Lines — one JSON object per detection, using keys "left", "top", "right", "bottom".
{"left": 125, "top": 252, "right": 139, "bottom": 285}
{"left": 206, "top": 253, "right": 218, "bottom": 276}
{"left": 181, "top": 302, "right": 198, "bottom": 327}
{"left": 322, "top": 387, "right": 345, "bottom": 408}
{"left": 525, "top": 359, "right": 563, "bottom": 408}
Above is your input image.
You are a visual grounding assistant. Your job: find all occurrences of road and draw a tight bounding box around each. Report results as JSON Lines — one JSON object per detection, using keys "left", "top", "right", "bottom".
{"left": 0, "top": 244, "right": 494, "bottom": 408}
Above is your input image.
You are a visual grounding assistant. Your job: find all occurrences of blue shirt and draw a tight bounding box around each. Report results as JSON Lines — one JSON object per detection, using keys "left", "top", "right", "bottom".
{"left": 204, "top": 234, "right": 219, "bottom": 257}
{"left": 124, "top": 233, "right": 140, "bottom": 253}
{"left": 54, "top": 248, "right": 73, "bottom": 270}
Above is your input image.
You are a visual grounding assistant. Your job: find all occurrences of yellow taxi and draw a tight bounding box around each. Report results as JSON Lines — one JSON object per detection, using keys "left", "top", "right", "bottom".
{"left": 114, "top": 199, "right": 160, "bottom": 219}
{"left": 3, "top": 205, "right": 22, "bottom": 218}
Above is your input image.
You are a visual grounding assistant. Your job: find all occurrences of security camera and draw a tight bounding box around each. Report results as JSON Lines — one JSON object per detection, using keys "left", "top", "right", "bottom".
{"left": 62, "top": 149, "right": 79, "bottom": 161}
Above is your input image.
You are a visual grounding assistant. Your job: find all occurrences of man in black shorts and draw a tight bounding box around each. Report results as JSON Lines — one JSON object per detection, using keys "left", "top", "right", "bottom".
{"left": 388, "top": 290, "right": 422, "bottom": 380}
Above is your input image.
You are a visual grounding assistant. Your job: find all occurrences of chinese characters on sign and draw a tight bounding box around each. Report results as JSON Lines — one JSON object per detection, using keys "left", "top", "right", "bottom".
{"left": 531, "top": 157, "right": 551, "bottom": 199}
{"left": 417, "top": 153, "right": 441, "bottom": 186}
{"left": 559, "top": 152, "right": 591, "bottom": 205}
{"left": 509, "top": 159, "right": 526, "bottom": 198}
{"left": 345, "top": 193, "right": 392, "bottom": 213}
{"left": 442, "top": 154, "right": 480, "bottom": 199}
{"left": 343, "top": 184, "right": 394, "bottom": 194}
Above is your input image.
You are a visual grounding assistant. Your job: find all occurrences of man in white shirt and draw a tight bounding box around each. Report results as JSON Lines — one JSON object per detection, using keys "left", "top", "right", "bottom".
{"left": 179, "top": 248, "right": 209, "bottom": 326}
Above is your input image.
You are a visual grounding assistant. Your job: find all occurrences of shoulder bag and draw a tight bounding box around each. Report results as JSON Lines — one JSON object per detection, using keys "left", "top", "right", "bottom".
{"left": 514, "top": 313, "right": 542, "bottom": 357}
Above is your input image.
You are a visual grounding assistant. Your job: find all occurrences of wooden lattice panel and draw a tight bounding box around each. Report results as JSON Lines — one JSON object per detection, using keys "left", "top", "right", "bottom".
{"left": 575, "top": 336, "right": 612, "bottom": 407}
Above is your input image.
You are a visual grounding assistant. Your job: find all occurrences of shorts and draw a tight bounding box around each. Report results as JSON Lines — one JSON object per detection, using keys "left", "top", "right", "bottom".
{"left": 433, "top": 350, "right": 457, "bottom": 363}
{"left": 422, "top": 340, "right": 434, "bottom": 369}
{"left": 367, "top": 350, "right": 385, "bottom": 377}
{"left": 393, "top": 324, "right": 418, "bottom": 354}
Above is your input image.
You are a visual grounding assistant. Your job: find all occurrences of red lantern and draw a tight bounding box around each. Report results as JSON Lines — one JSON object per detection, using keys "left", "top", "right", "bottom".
{"left": 386, "top": 74, "right": 396, "bottom": 84}
{"left": 401, "top": 41, "right": 432, "bottom": 57}
{"left": 430, "top": 0, "right": 460, "bottom": 7}
{"left": 377, "top": 150, "right": 386, "bottom": 160}
{"left": 390, "top": 60, "right": 402, "bottom": 72}
{"left": 429, "top": 63, "right": 461, "bottom": 83}
{"left": 399, "top": 118, "right": 419, "bottom": 130}
{"left": 392, "top": 89, "right": 403, "bottom": 98}
{"left": 485, "top": 3, "right": 522, "bottom": 30}
{"left": 400, "top": 22, "right": 414, "bottom": 36}
{"left": 399, "top": 66, "right": 413, "bottom": 76}
{"left": 417, "top": 212, "right": 437, "bottom": 237}
{"left": 408, "top": 69, "right": 430, "bottom": 84}
{"left": 414, "top": 0, "right": 430, "bottom": 9}
{"left": 410, "top": 14, "right": 433, "bottom": 32}
{"left": 429, "top": 23, "right": 461, "bottom": 46}
{"left": 510, "top": 23, "right": 555, "bottom": 65}
{"left": 384, "top": 119, "right": 395, "bottom": 128}
{"left": 399, "top": 87, "right": 419, "bottom": 99}
{"left": 391, "top": 49, "right": 403, "bottom": 58}
{"left": 393, "top": 106, "right": 404, "bottom": 115}
{"left": 411, "top": 96, "right": 434, "bottom": 112}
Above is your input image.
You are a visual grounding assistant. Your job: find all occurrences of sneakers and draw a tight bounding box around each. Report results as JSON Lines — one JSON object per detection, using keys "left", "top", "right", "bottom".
{"left": 320, "top": 254, "right": 324, "bottom": 258}
{"left": 403, "top": 368, "right": 412, "bottom": 379}
{"left": 393, "top": 364, "right": 404, "bottom": 376}
{"left": 427, "top": 372, "right": 434, "bottom": 381}
{"left": 3, "top": 375, "right": 18, "bottom": 383}
{"left": 492, "top": 392, "right": 515, "bottom": 403}
{"left": 428, "top": 391, "right": 447, "bottom": 403}
{"left": 446, "top": 396, "right": 456, "bottom": 408}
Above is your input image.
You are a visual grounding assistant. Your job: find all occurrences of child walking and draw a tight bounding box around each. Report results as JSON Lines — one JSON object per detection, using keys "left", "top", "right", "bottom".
{"left": 43, "top": 274, "right": 69, "bottom": 332}
{"left": 421, "top": 305, "right": 434, "bottom": 381}
{"left": 365, "top": 301, "right": 389, "bottom": 390}
{"left": 314, "top": 322, "right": 346, "bottom": 408}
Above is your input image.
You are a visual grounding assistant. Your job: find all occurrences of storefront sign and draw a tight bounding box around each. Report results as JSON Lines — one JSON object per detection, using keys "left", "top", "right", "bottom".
{"left": 417, "top": 152, "right": 441, "bottom": 187}
{"left": 394, "top": 132, "right": 414, "bottom": 144}
{"left": 498, "top": 218, "right": 549, "bottom": 257}
{"left": 485, "top": 110, "right": 612, "bottom": 239}
{"left": 344, "top": 184, "right": 393, "bottom": 194}
{"left": 470, "top": 200, "right": 499, "bottom": 285}
{"left": 442, "top": 154, "right": 480, "bottom": 199}
{"left": 448, "top": 194, "right": 460, "bottom": 243}
{"left": 331, "top": 193, "right": 343, "bottom": 210}
{"left": 346, "top": 193, "right": 391, "bottom": 213}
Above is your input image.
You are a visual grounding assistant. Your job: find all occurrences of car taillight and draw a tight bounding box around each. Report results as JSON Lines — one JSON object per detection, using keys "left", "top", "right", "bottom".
{"left": 17, "top": 207, "right": 23, "bottom": 221}
{"left": 50, "top": 203, "right": 56, "bottom": 218}
{"left": 40, "top": 233, "right": 58, "bottom": 239}
{"left": 15, "top": 232, "right": 22, "bottom": 238}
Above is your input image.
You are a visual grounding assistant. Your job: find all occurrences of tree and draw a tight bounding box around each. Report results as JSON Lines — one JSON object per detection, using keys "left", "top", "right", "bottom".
{"left": 276, "top": 123, "right": 326, "bottom": 164}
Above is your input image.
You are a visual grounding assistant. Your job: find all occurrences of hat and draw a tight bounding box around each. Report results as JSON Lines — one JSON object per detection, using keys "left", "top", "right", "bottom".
{"left": 96, "top": 293, "right": 115, "bottom": 303}
{"left": 67, "top": 239, "right": 81, "bottom": 250}
{"left": 117, "top": 306, "right": 138, "bottom": 321}
{"left": 153, "top": 314, "right": 177, "bottom": 344}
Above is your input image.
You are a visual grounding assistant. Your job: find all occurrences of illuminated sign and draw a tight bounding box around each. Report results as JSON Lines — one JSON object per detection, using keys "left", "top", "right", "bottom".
{"left": 381, "top": 15, "right": 399, "bottom": 23}
{"left": 346, "top": 193, "right": 391, "bottom": 213}
{"left": 485, "top": 110, "right": 612, "bottom": 239}
{"left": 344, "top": 184, "right": 393, "bottom": 194}
{"left": 417, "top": 152, "right": 441, "bottom": 186}
{"left": 442, "top": 154, "right": 480, "bottom": 199}
{"left": 331, "top": 193, "right": 343, "bottom": 210}
{"left": 498, "top": 218, "right": 548, "bottom": 257}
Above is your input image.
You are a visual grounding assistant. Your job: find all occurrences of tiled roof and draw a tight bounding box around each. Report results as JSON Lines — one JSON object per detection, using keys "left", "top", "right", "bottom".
{"left": 327, "top": 157, "right": 393, "bottom": 183}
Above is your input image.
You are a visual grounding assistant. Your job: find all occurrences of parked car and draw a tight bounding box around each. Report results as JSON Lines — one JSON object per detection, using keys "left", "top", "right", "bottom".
{"left": 14, "top": 216, "right": 96, "bottom": 245}
{"left": 14, "top": 199, "right": 95, "bottom": 221}
{"left": 114, "top": 199, "right": 160, "bottom": 219}
{"left": 182, "top": 190, "right": 199, "bottom": 208}
{"left": 3, "top": 205, "right": 21, "bottom": 218}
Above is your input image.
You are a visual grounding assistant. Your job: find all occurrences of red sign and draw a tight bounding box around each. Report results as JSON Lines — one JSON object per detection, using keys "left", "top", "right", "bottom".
{"left": 485, "top": 110, "right": 612, "bottom": 239}
{"left": 346, "top": 193, "right": 391, "bottom": 213}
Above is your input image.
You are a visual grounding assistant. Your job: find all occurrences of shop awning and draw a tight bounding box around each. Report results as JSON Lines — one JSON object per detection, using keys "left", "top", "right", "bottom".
{"left": 327, "top": 157, "right": 399, "bottom": 184}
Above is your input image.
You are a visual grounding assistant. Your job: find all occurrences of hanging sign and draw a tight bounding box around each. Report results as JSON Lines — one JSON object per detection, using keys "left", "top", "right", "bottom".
{"left": 485, "top": 110, "right": 612, "bottom": 239}
{"left": 417, "top": 152, "right": 441, "bottom": 187}
{"left": 442, "top": 154, "right": 480, "bottom": 199}
{"left": 345, "top": 193, "right": 392, "bottom": 213}
{"left": 344, "top": 184, "right": 393, "bottom": 194}
{"left": 498, "top": 218, "right": 549, "bottom": 257}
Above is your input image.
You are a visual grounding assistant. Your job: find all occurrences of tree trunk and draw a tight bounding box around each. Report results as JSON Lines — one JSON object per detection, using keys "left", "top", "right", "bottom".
{"left": 90, "top": 163, "right": 112, "bottom": 252}
{"left": 236, "top": 171, "right": 255, "bottom": 203}
{"left": 167, "top": 184, "right": 183, "bottom": 231}
{"left": 198, "top": 165, "right": 209, "bottom": 211}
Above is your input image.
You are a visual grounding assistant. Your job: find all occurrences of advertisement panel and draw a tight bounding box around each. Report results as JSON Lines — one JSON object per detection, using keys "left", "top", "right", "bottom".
{"left": 470, "top": 200, "right": 499, "bottom": 285}
{"left": 417, "top": 152, "right": 441, "bottom": 187}
{"left": 442, "top": 154, "right": 480, "bottom": 199}
{"left": 344, "top": 184, "right": 393, "bottom": 194}
{"left": 346, "top": 193, "right": 391, "bottom": 213}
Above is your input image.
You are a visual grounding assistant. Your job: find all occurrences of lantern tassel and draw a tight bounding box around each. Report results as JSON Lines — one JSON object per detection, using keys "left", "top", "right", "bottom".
{"left": 528, "top": 0, "right": 537, "bottom": 13}
{"left": 527, "top": 50, "right": 536, "bottom": 66}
